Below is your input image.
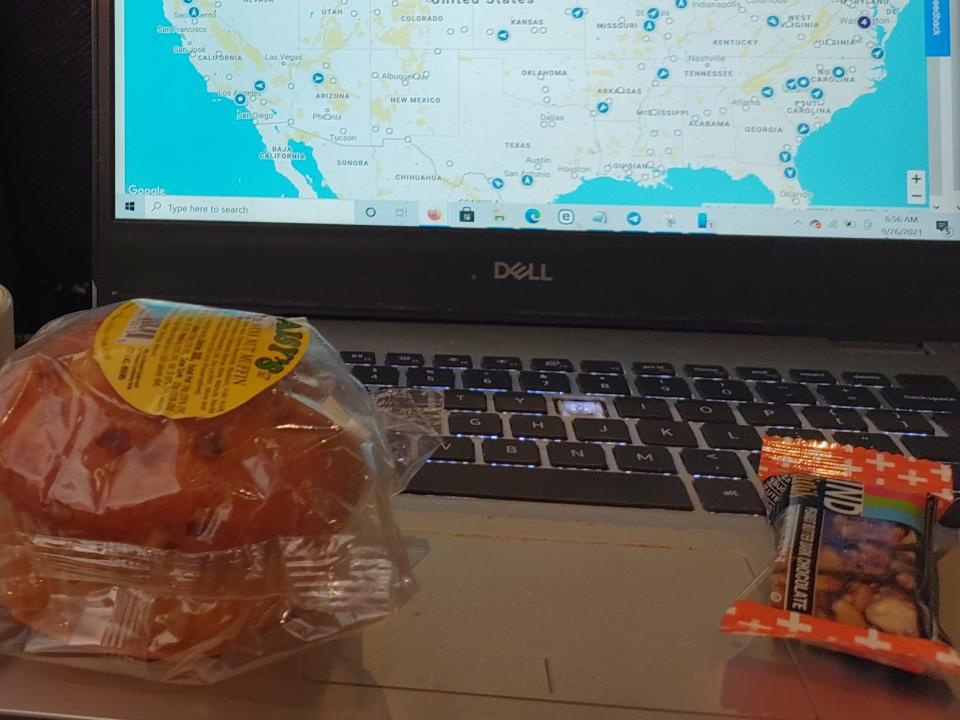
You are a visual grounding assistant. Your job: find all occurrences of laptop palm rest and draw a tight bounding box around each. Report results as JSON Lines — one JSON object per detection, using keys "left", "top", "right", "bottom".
{"left": 301, "top": 532, "right": 814, "bottom": 718}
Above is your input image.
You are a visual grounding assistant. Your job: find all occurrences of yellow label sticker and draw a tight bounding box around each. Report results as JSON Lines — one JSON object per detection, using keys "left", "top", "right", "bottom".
{"left": 94, "top": 300, "right": 310, "bottom": 419}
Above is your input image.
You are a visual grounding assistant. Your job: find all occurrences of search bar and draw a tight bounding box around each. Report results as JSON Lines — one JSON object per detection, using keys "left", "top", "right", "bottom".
{"left": 145, "top": 196, "right": 355, "bottom": 225}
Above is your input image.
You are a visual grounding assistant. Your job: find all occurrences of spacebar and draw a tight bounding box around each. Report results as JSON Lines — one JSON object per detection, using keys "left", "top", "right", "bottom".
{"left": 407, "top": 464, "right": 693, "bottom": 511}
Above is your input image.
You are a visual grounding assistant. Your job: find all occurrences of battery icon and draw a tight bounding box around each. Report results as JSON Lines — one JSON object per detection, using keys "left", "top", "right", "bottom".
{"left": 697, "top": 212, "right": 709, "bottom": 229}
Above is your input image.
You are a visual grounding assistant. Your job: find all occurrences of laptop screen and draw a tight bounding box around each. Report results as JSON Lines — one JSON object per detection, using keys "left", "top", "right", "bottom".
{"left": 114, "top": 1, "right": 958, "bottom": 242}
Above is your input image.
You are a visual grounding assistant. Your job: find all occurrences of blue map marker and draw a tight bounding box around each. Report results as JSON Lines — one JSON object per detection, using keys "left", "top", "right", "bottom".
{"left": 784, "top": 167, "right": 797, "bottom": 179}
{"left": 675, "top": 0, "right": 688, "bottom": 8}
{"left": 797, "top": 123, "right": 810, "bottom": 135}
{"left": 189, "top": 6, "right": 200, "bottom": 18}
{"left": 766, "top": 15, "right": 780, "bottom": 27}
{"left": 312, "top": 72, "right": 325, "bottom": 84}
{"left": 779, "top": 150, "right": 792, "bottom": 163}
{"left": 871, "top": 47, "right": 885, "bottom": 59}
{"left": 832, "top": 66, "right": 846, "bottom": 78}
{"left": 497, "top": 29, "right": 510, "bottom": 42}
{"left": 596, "top": 101, "right": 610, "bottom": 114}
{"left": 857, "top": 16, "right": 871, "bottom": 28}
{"left": 785, "top": 78, "right": 798, "bottom": 91}
{"left": 521, "top": 174, "right": 534, "bottom": 186}
{"left": 492, "top": 178, "right": 505, "bottom": 190}
{"left": 254, "top": 80, "right": 266, "bottom": 91}
{"left": 644, "top": 20, "right": 656, "bottom": 31}
{"left": 648, "top": 8, "right": 660, "bottom": 19}
{"left": 657, "top": 67, "right": 670, "bottom": 80}
{"left": 761, "top": 86, "right": 774, "bottom": 98}
{"left": 811, "top": 87, "right": 824, "bottom": 100}
{"left": 235, "top": 93, "right": 247, "bottom": 106}
{"left": 572, "top": 7, "right": 585, "bottom": 19}
{"left": 797, "top": 76, "right": 810, "bottom": 88}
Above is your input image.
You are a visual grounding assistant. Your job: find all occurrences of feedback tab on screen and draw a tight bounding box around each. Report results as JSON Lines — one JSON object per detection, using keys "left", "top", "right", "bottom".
{"left": 925, "top": 0, "right": 950, "bottom": 56}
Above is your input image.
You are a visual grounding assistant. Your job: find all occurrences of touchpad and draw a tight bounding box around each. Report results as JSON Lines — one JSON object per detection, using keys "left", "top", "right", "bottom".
{"left": 301, "top": 533, "right": 813, "bottom": 718}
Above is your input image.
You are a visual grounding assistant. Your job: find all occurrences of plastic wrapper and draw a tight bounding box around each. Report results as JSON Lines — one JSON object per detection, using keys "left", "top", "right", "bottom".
{"left": 722, "top": 436, "right": 960, "bottom": 676}
{"left": 0, "top": 299, "right": 441, "bottom": 684}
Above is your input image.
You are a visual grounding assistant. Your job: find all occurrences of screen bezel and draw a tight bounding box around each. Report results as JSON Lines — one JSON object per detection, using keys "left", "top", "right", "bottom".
{"left": 93, "top": 0, "right": 960, "bottom": 341}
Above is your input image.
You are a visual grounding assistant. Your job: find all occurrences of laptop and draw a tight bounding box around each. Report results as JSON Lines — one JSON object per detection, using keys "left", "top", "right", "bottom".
{"left": 2, "top": 1, "right": 960, "bottom": 717}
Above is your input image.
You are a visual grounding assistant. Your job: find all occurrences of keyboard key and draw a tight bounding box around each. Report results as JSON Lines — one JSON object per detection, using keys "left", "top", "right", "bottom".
{"left": 385, "top": 353, "right": 424, "bottom": 367}
{"left": 613, "top": 446, "right": 677, "bottom": 474}
{"left": 684, "top": 364, "right": 729, "bottom": 379}
{"left": 494, "top": 393, "right": 548, "bottom": 414}
{"left": 896, "top": 374, "right": 958, "bottom": 394}
{"left": 463, "top": 369, "right": 513, "bottom": 392}
{"left": 341, "top": 351, "right": 376, "bottom": 365}
{"left": 867, "top": 410, "right": 934, "bottom": 435}
{"left": 482, "top": 439, "right": 541, "bottom": 466}
{"left": 765, "top": 427, "right": 826, "bottom": 441}
{"left": 818, "top": 385, "right": 881, "bottom": 409}
{"left": 548, "top": 442, "right": 608, "bottom": 470}
{"left": 881, "top": 388, "right": 960, "bottom": 414}
{"left": 431, "top": 436, "right": 476, "bottom": 463}
{"left": 633, "top": 362, "right": 675, "bottom": 377}
{"left": 636, "top": 376, "right": 692, "bottom": 399}
{"left": 737, "top": 367, "right": 781, "bottom": 382}
{"left": 737, "top": 403, "right": 801, "bottom": 428}
{"left": 843, "top": 372, "right": 891, "bottom": 387}
{"left": 637, "top": 420, "right": 698, "bottom": 448}
{"left": 572, "top": 418, "right": 630, "bottom": 443}
{"left": 899, "top": 435, "right": 960, "bottom": 462}
{"left": 700, "top": 424, "right": 762, "bottom": 451}
{"left": 519, "top": 371, "right": 571, "bottom": 393}
{"left": 483, "top": 356, "right": 523, "bottom": 371}
{"left": 614, "top": 397, "right": 673, "bottom": 420}
{"left": 449, "top": 413, "right": 503, "bottom": 437}
{"left": 694, "top": 479, "right": 765, "bottom": 515}
{"left": 695, "top": 379, "right": 754, "bottom": 402}
{"left": 756, "top": 382, "right": 817, "bottom": 406}
{"left": 406, "top": 367, "right": 456, "bottom": 389}
{"left": 676, "top": 400, "right": 737, "bottom": 424}
{"left": 935, "top": 415, "right": 960, "bottom": 436}
{"left": 578, "top": 374, "right": 630, "bottom": 396}
{"left": 582, "top": 360, "right": 623, "bottom": 374}
{"left": 444, "top": 390, "right": 487, "bottom": 411}
{"left": 352, "top": 365, "right": 400, "bottom": 387}
{"left": 510, "top": 414, "right": 567, "bottom": 440}
{"left": 434, "top": 354, "right": 473, "bottom": 369}
{"left": 832, "top": 432, "right": 899, "bottom": 454}
{"left": 802, "top": 407, "right": 868, "bottom": 431}
{"left": 747, "top": 453, "right": 761, "bottom": 473}
{"left": 408, "top": 465, "right": 692, "bottom": 510}
{"left": 790, "top": 369, "right": 836, "bottom": 384}
{"left": 531, "top": 358, "right": 574, "bottom": 372}
{"left": 681, "top": 449, "right": 747, "bottom": 478}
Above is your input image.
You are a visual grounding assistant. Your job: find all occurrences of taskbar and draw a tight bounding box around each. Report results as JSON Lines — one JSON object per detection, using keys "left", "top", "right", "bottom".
{"left": 116, "top": 195, "right": 959, "bottom": 242}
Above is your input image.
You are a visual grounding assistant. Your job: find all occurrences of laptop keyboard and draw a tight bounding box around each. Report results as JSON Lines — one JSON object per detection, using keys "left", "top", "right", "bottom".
{"left": 343, "top": 353, "right": 960, "bottom": 517}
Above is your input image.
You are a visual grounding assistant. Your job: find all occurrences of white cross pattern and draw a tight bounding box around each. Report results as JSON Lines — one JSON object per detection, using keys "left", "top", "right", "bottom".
{"left": 738, "top": 618, "right": 774, "bottom": 632}
{"left": 776, "top": 612, "right": 813, "bottom": 635}
{"left": 866, "top": 454, "right": 895, "bottom": 472}
{"left": 930, "top": 464, "right": 952, "bottom": 482}
{"left": 841, "top": 458, "right": 864, "bottom": 476}
{"left": 898, "top": 469, "right": 929, "bottom": 487}
{"left": 854, "top": 628, "right": 893, "bottom": 652}
{"left": 935, "top": 648, "right": 960, "bottom": 667}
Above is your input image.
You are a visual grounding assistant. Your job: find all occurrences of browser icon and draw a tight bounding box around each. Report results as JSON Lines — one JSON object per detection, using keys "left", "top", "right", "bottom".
{"left": 525, "top": 209, "right": 542, "bottom": 225}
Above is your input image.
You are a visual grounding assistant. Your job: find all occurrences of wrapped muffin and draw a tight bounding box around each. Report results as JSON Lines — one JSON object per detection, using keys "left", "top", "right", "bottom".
{"left": 0, "top": 300, "right": 439, "bottom": 683}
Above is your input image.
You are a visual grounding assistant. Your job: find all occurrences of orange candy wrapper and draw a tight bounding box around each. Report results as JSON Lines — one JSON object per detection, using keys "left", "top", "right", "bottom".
{"left": 721, "top": 436, "right": 960, "bottom": 676}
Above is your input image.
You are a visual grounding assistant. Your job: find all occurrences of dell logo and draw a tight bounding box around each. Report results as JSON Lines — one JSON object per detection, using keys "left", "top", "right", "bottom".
{"left": 494, "top": 262, "right": 554, "bottom": 282}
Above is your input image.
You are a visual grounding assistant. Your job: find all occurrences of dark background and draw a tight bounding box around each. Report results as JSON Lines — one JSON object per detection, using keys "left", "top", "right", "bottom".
{"left": 1, "top": 1, "right": 93, "bottom": 339}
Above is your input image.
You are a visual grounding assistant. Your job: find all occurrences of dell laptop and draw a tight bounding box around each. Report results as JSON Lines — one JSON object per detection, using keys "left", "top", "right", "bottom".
{"left": 2, "top": 0, "right": 960, "bottom": 717}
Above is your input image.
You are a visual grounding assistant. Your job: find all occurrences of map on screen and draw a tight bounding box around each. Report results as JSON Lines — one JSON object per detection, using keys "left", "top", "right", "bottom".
{"left": 115, "top": 0, "right": 958, "bottom": 239}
